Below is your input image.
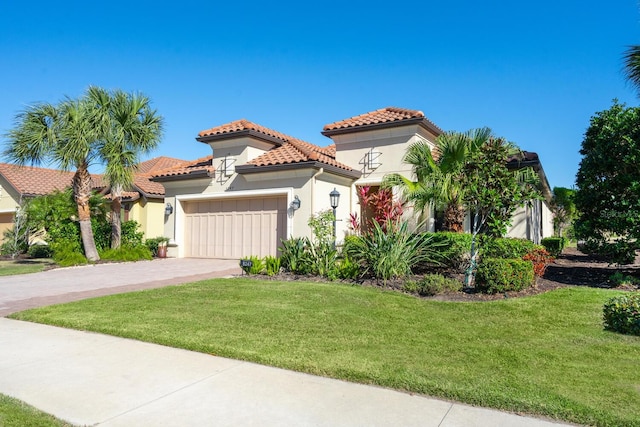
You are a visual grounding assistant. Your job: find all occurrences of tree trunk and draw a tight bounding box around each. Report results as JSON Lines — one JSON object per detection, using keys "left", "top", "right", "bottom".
{"left": 111, "top": 185, "right": 122, "bottom": 249}
{"left": 443, "top": 202, "right": 465, "bottom": 233}
{"left": 73, "top": 165, "right": 100, "bottom": 261}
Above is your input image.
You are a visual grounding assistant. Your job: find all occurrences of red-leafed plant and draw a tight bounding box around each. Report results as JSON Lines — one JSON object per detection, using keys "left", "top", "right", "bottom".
{"left": 356, "top": 186, "right": 404, "bottom": 232}
{"left": 522, "top": 247, "right": 554, "bottom": 277}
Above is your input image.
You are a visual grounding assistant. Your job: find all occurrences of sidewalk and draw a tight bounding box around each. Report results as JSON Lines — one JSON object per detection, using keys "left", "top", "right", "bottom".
{"left": 0, "top": 260, "right": 576, "bottom": 426}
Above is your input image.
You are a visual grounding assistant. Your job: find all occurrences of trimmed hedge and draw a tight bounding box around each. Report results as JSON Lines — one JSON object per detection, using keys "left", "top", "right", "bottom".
{"left": 603, "top": 293, "right": 640, "bottom": 336}
{"left": 541, "top": 237, "right": 566, "bottom": 257}
{"left": 476, "top": 258, "right": 535, "bottom": 294}
{"left": 480, "top": 237, "right": 539, "bottom": 259}
{"left": 421, "top": 232, "right": 473, "bottom": 271}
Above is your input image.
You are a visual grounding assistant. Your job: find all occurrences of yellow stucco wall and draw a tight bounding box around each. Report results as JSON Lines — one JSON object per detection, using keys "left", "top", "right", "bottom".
{"left": 127, "top": 198, "right": 165, "bottom": 240}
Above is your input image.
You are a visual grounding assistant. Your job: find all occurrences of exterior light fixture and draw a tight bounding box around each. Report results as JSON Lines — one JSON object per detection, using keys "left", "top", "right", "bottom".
{"left": 329, "top": 188, "right": 340, "bottom": 248}
{"left": 289, "top": 195, "right": 301, "bottom": 211}
{"left": 165, "top": 202, "right": 173, "bottom": 216}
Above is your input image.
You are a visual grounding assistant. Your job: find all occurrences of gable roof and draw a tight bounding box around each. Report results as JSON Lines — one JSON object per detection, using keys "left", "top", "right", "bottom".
{"left": 321, "top": 107, "right": 443, "bottom": 137}
{"left": 151, "top": 156, "right": 216, "bottom": 181}
{"left": 0, "top": 163, "right": 84, "bottom": 197}
{"left": 196, "top": 119, "right": 290, "bottom": 146}
{"left": 130, "top": 157, "right": 190, "bottom": 197}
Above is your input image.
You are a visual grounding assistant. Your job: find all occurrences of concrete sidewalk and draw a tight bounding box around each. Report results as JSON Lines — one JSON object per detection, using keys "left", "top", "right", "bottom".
{"left": 0, "top": 318, "right": 573, "bottom": 427}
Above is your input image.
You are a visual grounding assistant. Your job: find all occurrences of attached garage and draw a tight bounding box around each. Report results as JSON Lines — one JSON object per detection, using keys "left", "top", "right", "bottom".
{"left": 183, "top": 196, "right": 287, "bottom": 259}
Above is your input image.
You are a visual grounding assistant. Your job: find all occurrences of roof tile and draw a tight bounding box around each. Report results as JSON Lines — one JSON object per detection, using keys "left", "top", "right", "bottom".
{"left": 322, "top": 106, "right": 442, "bottom": 134}
{"left": 198, "top": 119, "right": 292, "bottom": 144}
{"left": 151, "top": 156, "right": 215, "bottom": 179}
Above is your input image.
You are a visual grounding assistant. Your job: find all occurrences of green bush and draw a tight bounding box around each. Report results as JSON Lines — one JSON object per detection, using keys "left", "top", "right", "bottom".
{"left": 145, "top": 237, "right": 170, "bottom": 257}
{"left": 99, "top": 245, "right": 153, "bottom": 262}
{"left": 603, "top": 293, "right": 640, "bottom": 336}
{"left": 416, "top": 274, "right": 462, "bottom": 296}
{"left": 279, "top": 237, "right": 313, "bottom": 275}
{"left": 481, "top": 237, "right": 539, "bottom": 259}
{"left": 307, "top": 243, "right": 338, "bottom": 279}
{"left": 476, "top": 258, "right": 535, "bottom": 294}
{"left": 264, "top": 256, "right": 281, "bottom": 276}
{"left": 609, "top": 272, "right": 640, "bottom": 288}
{"left": 241, "top": 255, "right": 265, "bottom": 275}
{"left": 28, "top": 244, "right": 53, "bottom": 258}
{"left": 402, "top": 280, "right": 419, "bottom": 293}
{"left": 541, "top": 237, "right": 566, "bottom": 257}
{"left": 51, "top": 240, "right": 88, "bottom": 267}
{"left": 337, "top": 255, "right": 360, "bottom": 280}
{"left": 342, "top": 221, "right": 440, "bottom": 283}
{"left": 422, "top": 232, "right": 472, "bottom": 271}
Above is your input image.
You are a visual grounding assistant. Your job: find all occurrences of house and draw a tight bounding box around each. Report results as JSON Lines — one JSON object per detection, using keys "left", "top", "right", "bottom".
{"left": 153, "top": 107, "right": 554, "bottom": 259}
{"left": 0, "top": 156, "right": 188, "bottom": 242}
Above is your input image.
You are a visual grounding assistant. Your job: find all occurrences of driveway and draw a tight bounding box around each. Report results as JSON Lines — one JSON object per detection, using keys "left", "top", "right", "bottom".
{"left": 0, "top": 258, "right": 240, "bottom": 316}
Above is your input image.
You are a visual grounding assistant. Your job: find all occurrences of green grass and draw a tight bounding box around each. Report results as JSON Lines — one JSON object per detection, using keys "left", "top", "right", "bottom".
{"left": 0, "top": 259, "right": 52, "bottom": 276}
{"left": 0, "top": 394, "right": 72, "bottom": 426}
{"left": 10, "top": 279, "right": 640, "bottom": 427}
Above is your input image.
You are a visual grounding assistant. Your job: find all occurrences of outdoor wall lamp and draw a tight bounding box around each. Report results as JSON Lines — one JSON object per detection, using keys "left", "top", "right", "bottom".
{"left": 289, "top": 195, "right": 301, "bottom": 211}
{"left": 165, "top": 202, "right": 173, "bottom": 216}
{"left": 329, "top": 188, "right": 340, "bottom": 248}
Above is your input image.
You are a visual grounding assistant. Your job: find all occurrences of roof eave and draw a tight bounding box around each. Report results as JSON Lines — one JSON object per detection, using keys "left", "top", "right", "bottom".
{"left": 321, "top": 117, "right": 442, "bottom": 138}
{"left": 236, "top": 161, "right": 362, "bottom": 179}
{"left": 196, "top": 129, "right": 285, "bottom": 147}
{"left": 150, "top": 170, "right": 212, "bottom": 183}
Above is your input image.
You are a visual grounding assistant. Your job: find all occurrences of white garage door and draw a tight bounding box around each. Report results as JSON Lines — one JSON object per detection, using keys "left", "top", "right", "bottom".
{"left": 184, "top": 196, "right": 287, "bottom": 259}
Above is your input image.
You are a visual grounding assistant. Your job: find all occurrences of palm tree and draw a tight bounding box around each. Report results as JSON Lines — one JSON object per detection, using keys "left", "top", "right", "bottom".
{"left": 4, "top": 94, "right": 104, "bottom": 261}
{"left": 383, "top": 128, "right": 490, "bottom": 232}
{"left": 623, "top": 45, "right": 640, "bottom": 94}
{"left": 90, "top": 87, "right": 163, "bottom": 249}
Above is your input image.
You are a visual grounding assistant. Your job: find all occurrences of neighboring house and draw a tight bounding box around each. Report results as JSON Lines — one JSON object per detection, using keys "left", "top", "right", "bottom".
{"left": 0, "top": 156, "right": 187, "bottom": 243}
{"left": 152, "top": 107, "right": 554, "bottom": 259}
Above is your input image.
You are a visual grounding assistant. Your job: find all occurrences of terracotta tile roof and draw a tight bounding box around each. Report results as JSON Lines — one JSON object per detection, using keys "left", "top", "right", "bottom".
{"left": 0, "top": 163, "right": 80, "bottom": 196}
{"left": 247, "top": 138, "right": 353, "bottom": 171}
{"left": 151, "top": 155, "right": 215, "bottom": 180}
{"left": 322, "top": 107, "right": 443, "bottom": 135}
{"left": 197, "top": 119, "right": 290, "bottom": 145}
{"left": 132, "top": 157, "right": 190, "bottom": 197}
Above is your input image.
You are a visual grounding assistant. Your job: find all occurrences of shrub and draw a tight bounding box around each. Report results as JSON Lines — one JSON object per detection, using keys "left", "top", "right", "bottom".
{"left": 241, "top": 255, "right": 265, "bottom": 275}
{"left": 28, "top": 244, "right": 53, "bottom": 259}
{"left": 522, "top": 248, "right": 554, "bottom": 277}
{"left": 416, "top": 274, "right": 462, "bottom": 296}
{"left": 609, "top": 272, "right": 640, "bottom": 288}
{"left": 402, "top": 280, "right": 419, "bottom": 293}
{"left": 308, "top": 243, "right": 338, "bottom": 279}
{"left": 279, "top": 237, "right": 313, "bottom": 275}
{"left": 51, "top": 240, "right": 88, "bottom": 267}
{"left": 342, "top": 220, "right": 440, "bottom": 283}
{"left": 481, "top": 237, "right": 539, "bottom": 259}
{"left": 145, "top": 237, "right": 170, "bottom": 257}
{"left": 422, "top": 232, "right": 473, "bottom": 271}
{"left": 603, "top": 293, "right": 640, "bottom": 336}
{"left": 541, "top": 237, "right": 566, "bottom": 257}
{"left": 264, "top": 256, "right": 281, "bottom": 276}
{"left": 99, "top": 245, "right": 153, "bottom": 262}
{"left": 475, "top": 258, "right": 535, "bottom": 294}
{"left": 337, "top": 255, "right": 360, "bottom": 280}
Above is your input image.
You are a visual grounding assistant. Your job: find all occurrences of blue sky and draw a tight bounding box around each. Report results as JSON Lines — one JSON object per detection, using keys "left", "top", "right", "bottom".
{"left": 1, "top": 1, "right": 638, "bottom": 189}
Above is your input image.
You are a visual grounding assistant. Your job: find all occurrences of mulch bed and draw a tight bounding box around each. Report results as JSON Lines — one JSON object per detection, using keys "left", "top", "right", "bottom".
{"left": 255, "top": 247, "right": 640, "bottom": 302}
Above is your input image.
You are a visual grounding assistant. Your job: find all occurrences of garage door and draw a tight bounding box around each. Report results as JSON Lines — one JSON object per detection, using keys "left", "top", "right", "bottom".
{"left": 184, "top": 196, "right": 287, "bottom": 259}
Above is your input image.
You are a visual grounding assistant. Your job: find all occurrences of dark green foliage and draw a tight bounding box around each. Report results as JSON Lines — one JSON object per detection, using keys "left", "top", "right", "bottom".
{"left": 476, "top": 258, "right": 535, "bottom": 294}
{"left": 264, "top": 256, "right": 281, "bottom": 276}
{"left": 342, "top": 221, "right": 441, "bottom": 282}
{"left": 27, "top": 244, "right": 53, "bottom": 258}
{"left": 279, "top": 237, "right": 313, "bottom": 275}
{"left": 422, "top": 232, "right": 472, "bottom": 271}
{"left": 241, "top": 255, "right": 265, "bottom": 275}
{"left": 337, "top": 255, "right": 360, "bottom": 280}
{"left": 51, "top": 241, "right": 88, "bottom": 267}
{"left": 121, "top": 221, "right": 145, "bottom": 247}
{"left": 414, "top": 274, "right": 462, "bottom": 296}
{"left": 145, "top": 237, "right": 169, "bottom": 257}
{"left": 551, "top": 187, "right": 577, "bottom": 238}
{"left": 480, "top": 237, "right": 539, "bottom": 259}
{"left": 541, "top": 237, "right": 566, "bottom": 257}
{"left": 463, "top": 138, "right": 541, "bottom": 237}
{"left": 575, "top": 101, "right": 640, "bottom": 264}
{"left": 99, "top": 246, "right": 153, "bottom": 262}
{"left": 603, "top": 293, "right": 640, "bottom": 336}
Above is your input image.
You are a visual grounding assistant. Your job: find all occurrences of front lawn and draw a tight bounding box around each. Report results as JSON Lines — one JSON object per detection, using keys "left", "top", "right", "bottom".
{"left": 10, "top": 279, "right": 640, "bottom": 427}
{"left": 0, "top": 259, "right": 53, "bottom": 276}
{"left": 0, "top": 394, "right": 71, "bottom": 427}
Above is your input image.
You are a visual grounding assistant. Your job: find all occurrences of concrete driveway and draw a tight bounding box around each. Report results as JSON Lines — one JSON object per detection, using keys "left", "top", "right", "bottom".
{"left": 0, "top": 258, "right": 240, "bottom": 316}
